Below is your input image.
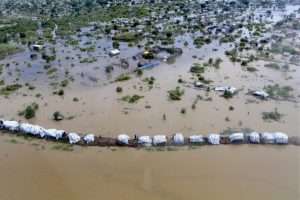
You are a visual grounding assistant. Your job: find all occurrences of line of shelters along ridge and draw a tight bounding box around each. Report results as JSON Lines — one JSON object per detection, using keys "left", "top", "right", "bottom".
{"left": 0, "top": 119, "right": 295, "bottom": 147}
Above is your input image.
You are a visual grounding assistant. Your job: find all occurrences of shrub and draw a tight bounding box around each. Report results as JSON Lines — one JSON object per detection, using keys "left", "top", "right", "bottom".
{"left": 262, "top": 108, "right": 282, "bottom": 122}
{"left": 115, "top": 74, "right": 131, "bottom": 82}
{"left": 168, "top": 87, "right": 184, "bottom": 100}
{"left": 53, "top": 111, "right": 64, "bottom": 121}
{"left": 121, "top": 94, "right": 144, "bottom": 103}
{"left": 19, "top": 103, "right": 39, "bottom": 119}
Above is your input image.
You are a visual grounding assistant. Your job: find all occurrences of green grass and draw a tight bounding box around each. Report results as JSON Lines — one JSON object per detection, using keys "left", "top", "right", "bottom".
{"left": 115, "top": 74, "right": 131, "bottom": 82}
{"left": 113, "top": 32, "right": 139, "bottom": 42}
{"left": 0, "top": 43, "right": 23, "bottom": 60}
{"left": 168, "top": 87, "right": 184, "bottom": 101}
{"left": 0, "top": 84, "right": 22, "bottom": 96}
{"left": 121, "top": 95, "right": 144, "bottom": 103}
{"left": 190, "top": 63, "right": 205, "bottom": 74}
{"left": 264, "top": 84, "right": 293, "bottom": 99}
{"left": 262, "top": 108, "right": 283, "bottom": 122}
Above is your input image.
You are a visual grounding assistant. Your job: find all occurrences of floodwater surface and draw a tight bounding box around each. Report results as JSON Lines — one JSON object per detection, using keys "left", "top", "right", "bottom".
{"left": 0, "top": 3, "right": 300, "bottom": 200}
{"left": 0, "top": 135, "right": 299, "bottom": 200}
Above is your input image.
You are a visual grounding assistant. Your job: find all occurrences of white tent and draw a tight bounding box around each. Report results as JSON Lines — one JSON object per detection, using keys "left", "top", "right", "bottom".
{"left": 83, "top": 134, "right": 95, "bottom": 144}
{"left": 173, "top": 133, "right": 184, "bottom": 145}
{"left": 261, "top": 132, "right": 275, "bottom": 144}
{"left": 20, "top": 123, "right": 46, "bottom": 137}
{"left": 215, "top": 86, "right": 237, "bottom": 94}
{"left": 189, "top": 135, "right": 205, "bottom": 144}
{"left": 153, "top": 135, "right": 167, "bottom": 145}
{"left": 229, "top": 133, "right": 244, "bottom": 143}
{"left": 45, "top": 129, "right": 65, "bottom": 140}
{"left": 138, "top": 136, "right": 152, "bottom": 146}
{"left": 68, "top": 133, "right": 81, "bottom": 144}
{"left": 274, "top": 132, "right": 288, "bottom": 144}
{"left": 117, "top": 134, "right": 130, "bottom": 145}
{"left": 249, "top": 132, "right": 260, "bottom": 143}
{"left": 208, "top": 134, "right": 220, "bottom": 145}
{"left": 2, "top": 120, "right": 19, "bottom": 131}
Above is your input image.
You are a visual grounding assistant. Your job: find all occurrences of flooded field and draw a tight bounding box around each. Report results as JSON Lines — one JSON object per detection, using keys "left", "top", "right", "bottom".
{"left": 0, "top": 0, "right": 300, "bottom": 199}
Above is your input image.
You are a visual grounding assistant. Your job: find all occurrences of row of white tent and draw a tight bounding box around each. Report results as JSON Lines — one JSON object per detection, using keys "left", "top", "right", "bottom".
{"left": 119, "top": 132, "right": 288, "bottom": 146}
{"left": 0, "top": 120, "right": 288, "bottom": 146}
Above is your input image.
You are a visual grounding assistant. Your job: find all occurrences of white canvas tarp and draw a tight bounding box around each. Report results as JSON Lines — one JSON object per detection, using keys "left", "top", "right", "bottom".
{"left": 68, "top": 133, "right": 81, "bottom": 144}
{"left": 173, "top": 133, "right": 184, "bottom": 145}
{"left": 45, "top": 129, "right": 65, "bottom": 140}
{"left": 138, "top": 136, "right": 152, "bottom": 146}
{"left": 83, "top": 134, "right": 95, "bottom": 144}
{"left": 3, "top": 120, "right": 19, "bottom": 131}
{"left": 274, "top": 132, "right": 288, "bottom": 144}
{"left": 20, "top": 123, "right": 46, "bottom": 137}
{"left": 189, "top": 135, "right": 204, "bottom": 143}
{"left": 153, "top": 135, "right": 167, "bottom": 145}
{"left": 208, "top": 134, "right": 220, "bottom": 145}
{"left": 215, "top": 86, "right": 237, "bottom": 94}
{"left": 253, "top": 90, "right": 269, "bottom": 99}
{"left": 229, "top": 133, "right": 244, "bottom": 143}
{"left": 117, "top": 134, "right": 130, "bottom": 145}
{"left": 261, "top": 132, "right": 275, "bottom": 144}
{"left": 249, "top": 132, "right": 260, "bottom": 143}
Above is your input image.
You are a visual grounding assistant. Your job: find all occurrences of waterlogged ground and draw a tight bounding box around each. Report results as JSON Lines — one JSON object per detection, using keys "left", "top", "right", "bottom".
{"left": 0, "top": 3, "right": 300, "bottom": 200}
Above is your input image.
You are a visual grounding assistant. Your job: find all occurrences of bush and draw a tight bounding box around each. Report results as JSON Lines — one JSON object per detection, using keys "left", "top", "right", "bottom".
{"left": 116, "top": 86, "right": 123, "bottom": 93}
{"left": 168, "top": 87, "right": 184, "bottom": 100}
{"left": 19, "top": 103, "right": 39, "bottom": 119}
{"left": 121, "top": 94, "right": 144, "bottom": 103}
{"left": 262, "top": 108, "right": 282, "bottom": 122}
{"left": 115, "top": 74, "right": 131, "bottom": 82}
{"left": 53, "top": 111, "right": 64, "bottom": 121}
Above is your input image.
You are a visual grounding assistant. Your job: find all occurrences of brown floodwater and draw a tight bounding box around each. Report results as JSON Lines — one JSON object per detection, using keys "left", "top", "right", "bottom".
{"left": 0, "top": 134, "right": 299, "bottom": 200}
{"left": 1, "top": 6, "right": 300, "bottom": 199}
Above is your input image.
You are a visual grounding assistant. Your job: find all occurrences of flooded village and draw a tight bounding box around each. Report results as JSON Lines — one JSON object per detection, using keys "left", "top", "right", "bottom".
{"left": 0, "top": 0, "right": 300, "bottom": 200}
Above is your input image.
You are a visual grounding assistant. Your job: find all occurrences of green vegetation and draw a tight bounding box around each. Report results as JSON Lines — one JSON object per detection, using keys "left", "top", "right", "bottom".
{"left": 116, "top": 86, "right": 123, "bottom": 93}
{"left": 193, "top": 36, "right": 211, "bottom": 48}
{"left": 0, "top": 43, "right": 22, "bottom": 60}
{"left": 115, "top": 74, "right": 131, "bottom": 82}
{"left": 18, "top": 103, "right": 39, "bottom": 119}
{"left": 264, "top": 84, "right": 293, "bottom": 99}
{"left": 190, "top": 63, "right": 205, "bottom": 74}
{"left": 121, "top": 95, "right": 144, "bottom": 103}
{"left": 0, "top": 84, "right": 22, "bottom": 96}
{"left": 264, "top": 63, "right": 280, "bottom": 70}
{"left": 168, "top": 87, "right": 184, "bottom": 101}
{"left": 262, "top": 108, "right": 283, "bottom": 122}
{"left": 80, "top": 57, "right": 97, "bottom": 63}
{"left": 53, "top": 111, "right": 64, "bottom": 121}
{"left": 113, "top": 32, "right": 139, "bottom": 42}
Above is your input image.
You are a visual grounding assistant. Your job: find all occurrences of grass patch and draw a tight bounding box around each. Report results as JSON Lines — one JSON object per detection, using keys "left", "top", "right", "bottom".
{"left": 121, "top": 94, "right": 144, "bottom": 103}
{"left": 18, "top": 102, "right": 39, "bottom": 119}
{"left": 264, "top": 63, "right": 280, "bottom": 70}
{"left": 190, "top": 63, "right": 205, "bottom": 74}
{"left": 168, "top": 87, "right": 184, "bottom": 101}
{"left": 0, "top": 43, "right": 22, "bottom": 60}
{"left": 262, "top": 108, "right": 283, "bottom": 122}
{"left": 0, "top": 84, "right": 22, "bottom": 96}
{"left": 264, "top": 84, "right": 293, "bottom": 99}
{"left": 115, "top": 74, "right": 131, "bottom": 82}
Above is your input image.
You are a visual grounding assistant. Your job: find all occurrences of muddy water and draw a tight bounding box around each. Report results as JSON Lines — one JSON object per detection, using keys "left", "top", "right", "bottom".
{"left": 0, "top": 41, "right": 299, "bottom": 135}
{"left": 0, "top": 134, "right": 299, "bottom": 200}
{"left": 1, "top": 7, "right": 300, "bottom": 199}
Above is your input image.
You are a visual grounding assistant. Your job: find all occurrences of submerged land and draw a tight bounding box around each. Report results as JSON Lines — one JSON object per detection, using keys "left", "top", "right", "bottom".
{"left": 0, "top": 0, "right": 299, "bottom": 199}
